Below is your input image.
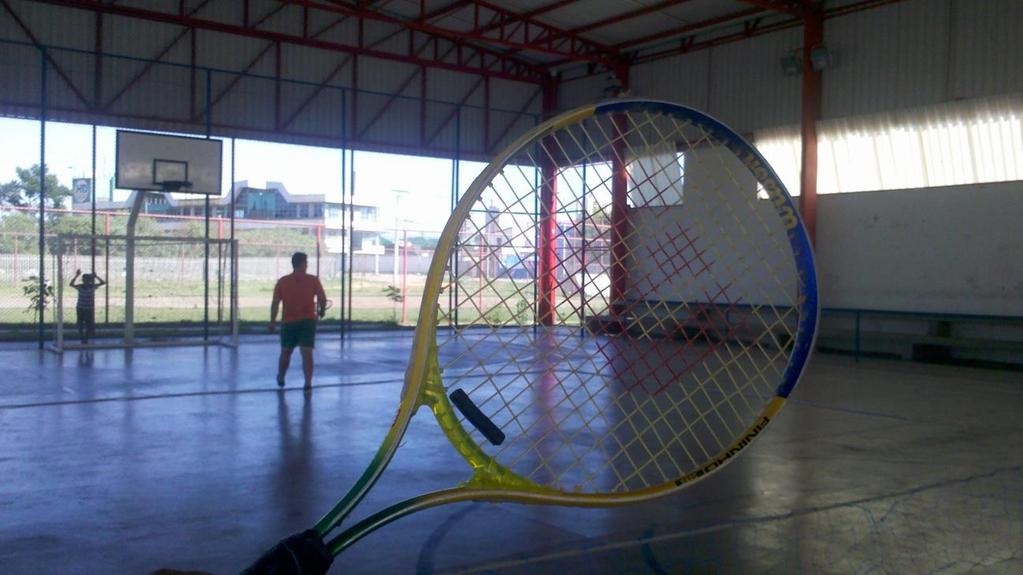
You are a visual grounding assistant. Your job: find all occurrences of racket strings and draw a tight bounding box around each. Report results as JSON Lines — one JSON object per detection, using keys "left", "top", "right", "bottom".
{"left": 437, "top": 108, "right": 802, "bottom": 493}
{"left": 450, "top": 200, "right": 761, "bottom": 478}
{"left": 672, "top": 118, "right": 798, "bottom": 315}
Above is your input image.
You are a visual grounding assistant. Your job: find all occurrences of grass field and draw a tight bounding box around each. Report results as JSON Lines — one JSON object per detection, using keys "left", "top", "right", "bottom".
{"left": 0, "top": 274, "right": 429, "bottom": 328}
{"left": 0, "top": 272, "right": 601, "bottom": 341}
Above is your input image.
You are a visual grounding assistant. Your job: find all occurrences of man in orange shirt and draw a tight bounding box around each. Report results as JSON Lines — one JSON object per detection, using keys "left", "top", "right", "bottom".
{"left": 270, "top": 252, "right": 327, "bottom": 391}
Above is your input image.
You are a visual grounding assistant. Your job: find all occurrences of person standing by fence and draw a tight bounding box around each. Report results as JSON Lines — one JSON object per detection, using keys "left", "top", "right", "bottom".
{"left": 269, "top": 252, "right": 327, "bottom": 391}
{"left": 70, "top": 269, "right": 105, "bottom": 344}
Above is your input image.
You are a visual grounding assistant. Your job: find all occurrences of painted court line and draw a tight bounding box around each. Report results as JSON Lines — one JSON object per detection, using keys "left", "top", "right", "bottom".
{"left": 436, "top": 464, "right": 1023, "bottom": 574}
{"left": 0, "top": 377, "right": 403, "bottom": 410}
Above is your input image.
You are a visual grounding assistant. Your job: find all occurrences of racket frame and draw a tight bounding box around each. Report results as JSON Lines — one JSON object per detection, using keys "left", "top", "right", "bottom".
{"left": 314, "top": 100, "right": 819, "bottom": 555}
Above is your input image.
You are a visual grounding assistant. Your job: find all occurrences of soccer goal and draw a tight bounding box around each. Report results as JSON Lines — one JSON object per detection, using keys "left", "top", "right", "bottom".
{"left": 50, "top": 233, "right": 238, "bottom": 352}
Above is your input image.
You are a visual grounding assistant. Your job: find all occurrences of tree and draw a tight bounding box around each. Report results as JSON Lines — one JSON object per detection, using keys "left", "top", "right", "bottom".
{"left": 0, "top": 164, "right": 73, "bottom": 208}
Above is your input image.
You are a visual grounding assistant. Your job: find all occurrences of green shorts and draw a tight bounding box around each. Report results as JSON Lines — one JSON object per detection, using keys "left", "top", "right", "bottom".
{"left": 280, "top": 319, "right": 317, "bottom": 349}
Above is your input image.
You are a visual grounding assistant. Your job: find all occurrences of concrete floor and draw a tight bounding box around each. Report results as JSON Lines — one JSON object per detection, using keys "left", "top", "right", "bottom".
{"left": 1, "top": 332, "right": 1021, "bottom": 574}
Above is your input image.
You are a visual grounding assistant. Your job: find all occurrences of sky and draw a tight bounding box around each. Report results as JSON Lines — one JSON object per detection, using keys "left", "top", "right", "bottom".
{"left": 0, "top": 116, "right": 488, "bottom": 232}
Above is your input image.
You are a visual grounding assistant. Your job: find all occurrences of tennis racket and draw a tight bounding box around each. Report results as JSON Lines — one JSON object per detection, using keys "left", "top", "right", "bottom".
{"left": 244, "top": 99, "right": 818, "bottom": 573}
{"left": 318, "top": 298, "right": 334, "bottom": 319}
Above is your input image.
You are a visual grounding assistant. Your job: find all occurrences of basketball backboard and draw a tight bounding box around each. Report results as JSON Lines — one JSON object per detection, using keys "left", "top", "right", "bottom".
{"left": 115, "top": 130, "right": 223, "bottom": 195}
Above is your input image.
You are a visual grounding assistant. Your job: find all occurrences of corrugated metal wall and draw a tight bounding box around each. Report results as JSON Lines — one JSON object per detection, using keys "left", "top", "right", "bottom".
{"left": 0, "top": 0, "right": 541, "bottom": 159}
{"left": 825, "top": 0, "right": 1023, "bottom": 118}
{"left": 823, "top": 0, "right": 950, "bottom": 118}
{"left": 625, "top": 0, "right": 1023, "bottom": 133}
{"left": 629, "top": 27, "right": 804, "bottom": 134}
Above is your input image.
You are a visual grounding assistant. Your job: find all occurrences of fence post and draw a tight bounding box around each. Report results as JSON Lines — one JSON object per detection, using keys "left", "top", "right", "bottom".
{"left": 401, "top": 229, "right": 407, "bottom": 325}
{"left": 54, "top": 237, "right": 63, "bottom": 351}
{"left": 854, "top": 311, "right": 861, "bottom": 363}
{"left": 104, "top": 236, "right": 110, "bottom": 324}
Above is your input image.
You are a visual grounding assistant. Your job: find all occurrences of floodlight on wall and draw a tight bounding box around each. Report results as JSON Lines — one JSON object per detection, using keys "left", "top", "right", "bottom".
{"left": 602, "top": 73, "right": 630, "bottom": 98}
{"left": 781, "top": 45, "right": 834, "bottom": 76}
{"left": 781, "top": 51, "right": 802, "bottom": 76}
{"left": 810, "top": 45, "right": 834, "bottom": 71}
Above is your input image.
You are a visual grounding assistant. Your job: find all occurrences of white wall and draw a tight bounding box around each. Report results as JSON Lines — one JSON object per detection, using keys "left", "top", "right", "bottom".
{"left": 626, "top": 145, "right": 798, "bottom": 309}
{"left": 816, "top": 181, "right": 1023, "bottom": 316}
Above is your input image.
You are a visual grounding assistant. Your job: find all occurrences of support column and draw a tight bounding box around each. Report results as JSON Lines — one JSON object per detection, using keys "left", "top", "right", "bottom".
{"left": 799, "top": 10, "right": 822, "bottom": 245}
{"left": 339, "top": 89, "right": 348, "bottom": 341}
{"left": 38, "top": 50, "right": 47, "bottom": 349}
{"left": 230, "top": 140, "right": 238, "bottom": 346}
{"left": 609, "top": 114, "right": 630, "bottom": 318}
{"left": 608, "top": 63, "right": 631, "bottom": 320}
{"left": 124, "top": 191, "right": 148, "bottom": 346}
{"left": 203, "top": 68, "right": 212, "bottom": 342}
{"left": 91, "top": 125, "right": 97, "bottom": 274}
{"left": 537, "top": 77, "right": 559, "bottom": 326}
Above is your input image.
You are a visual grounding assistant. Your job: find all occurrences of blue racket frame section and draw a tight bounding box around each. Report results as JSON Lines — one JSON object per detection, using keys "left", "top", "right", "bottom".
{"left": 595, "top": 100, "right": 819, "bottom": 399}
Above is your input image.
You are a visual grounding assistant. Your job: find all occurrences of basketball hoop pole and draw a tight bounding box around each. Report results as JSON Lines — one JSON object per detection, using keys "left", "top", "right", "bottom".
{"left": 124, "top": 190, "right": 148, "bottom": 346}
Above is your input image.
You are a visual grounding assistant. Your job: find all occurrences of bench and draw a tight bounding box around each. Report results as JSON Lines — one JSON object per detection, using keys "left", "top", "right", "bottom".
{"left": 817, "top": 308, "right": 1023, "bottom": 366}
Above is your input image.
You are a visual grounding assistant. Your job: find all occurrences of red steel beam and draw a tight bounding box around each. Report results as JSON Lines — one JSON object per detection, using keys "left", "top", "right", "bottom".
{"left": 281, "top": 0, "right": 621, "bottom": 67}
{"left": 629, "top": 16, "right": 788, "bottom": 64}
{"left": 305, "top": 0, "right": 406, "bottom": 39}
{"left": 291, "top": 0, "right": 611, "bottom": 67}
{"left": 736, "top": 0, "right": 806, "bottom": 17}
{"left": 798, "top": 8, "right": 822, "bottom": 245}
{"left": 628, "top": 0, "right": 906, "bottom": 63}
{"left": 471, "top": 0, "right": 580, "bottom": 36}
{"left": 415, "top": 0, "right": 476, "bottom": 22}
{"left": 26, "top": 0, "right": 549, "bottom": 83}
{"left": 615, "top": 6, "right": 764, "bottom": 50}
{"left": 568, "top": 0, "right": 694, "bottom": 35}
{"left": 520, "top": 0, "right": 581, "bottom": 18}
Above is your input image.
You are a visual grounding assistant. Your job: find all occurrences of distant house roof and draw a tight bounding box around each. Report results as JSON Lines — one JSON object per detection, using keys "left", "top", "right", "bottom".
{"left": 93, "top": 180, "right": 377, "bottom": 210}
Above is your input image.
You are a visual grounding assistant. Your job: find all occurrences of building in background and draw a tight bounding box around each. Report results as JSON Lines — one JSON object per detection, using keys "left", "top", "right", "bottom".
{"left": 86, "top": 181, "right": 382, "bottom": 254}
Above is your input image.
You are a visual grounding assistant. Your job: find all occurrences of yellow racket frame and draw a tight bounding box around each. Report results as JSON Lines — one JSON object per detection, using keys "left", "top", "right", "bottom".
{"left": 314, "top": 100, "right": 818, "bottom": 556}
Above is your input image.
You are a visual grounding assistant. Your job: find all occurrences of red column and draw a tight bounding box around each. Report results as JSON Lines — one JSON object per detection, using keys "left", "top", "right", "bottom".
{"left": 537, "top": 78, "right": 559, "bottom": 326}
{"left": 538, "top": 160, "right": 558, "bottom": 326}
{"left": 609, "top": 114, "right": 630, "bottom": 318}
{"left": 799, "top": 11, "right": 823, "bottom": 246}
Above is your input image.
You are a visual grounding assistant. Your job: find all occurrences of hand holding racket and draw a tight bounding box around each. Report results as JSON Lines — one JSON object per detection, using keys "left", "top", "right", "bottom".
{"left": 317, "top": 299, "right": 333, "bottom": 320}
{"left": 244, "top": 100, "right": 818, "bottom": 573}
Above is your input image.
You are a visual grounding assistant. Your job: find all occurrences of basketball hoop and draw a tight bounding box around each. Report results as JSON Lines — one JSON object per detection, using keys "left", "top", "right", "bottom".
{"left": 158, "top": 180, "right": 193, "bottom": 193}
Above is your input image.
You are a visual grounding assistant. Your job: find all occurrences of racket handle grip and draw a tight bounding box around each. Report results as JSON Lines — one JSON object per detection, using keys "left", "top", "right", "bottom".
{"left": 450, "top": 389, "right": 506, "bottom": 446}
{"left": 240, "top": 529, "right": 333, "bottom": 575}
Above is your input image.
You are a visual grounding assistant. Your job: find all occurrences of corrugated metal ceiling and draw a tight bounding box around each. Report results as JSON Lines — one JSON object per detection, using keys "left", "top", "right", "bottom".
{"left": 365, "top": 0, "right": 803, "bottom": 60}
